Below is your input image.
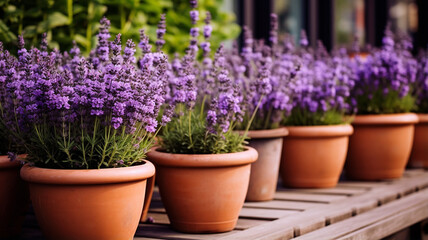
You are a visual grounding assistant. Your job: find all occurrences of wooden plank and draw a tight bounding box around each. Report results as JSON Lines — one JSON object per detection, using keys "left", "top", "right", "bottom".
{"left": 243, "top": 200, "right": 326, "bottom": 211}
{"left": 294, "top": 188, "right": 428, "bottom": 240}
{"left": 274, "top": 192, "right": 348, "bottom": 203}
{"left": 219, "top": 172, "right": 428, "bottom": 240}
{"left": 239, "top": 208, "right": 299, "bottom": 220}
{"left": 135, "top": 224, "right": 240, "bottom": 239}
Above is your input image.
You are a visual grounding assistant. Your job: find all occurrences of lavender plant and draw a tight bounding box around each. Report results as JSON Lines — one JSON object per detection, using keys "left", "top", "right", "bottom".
{"left": 414, "top": 50, "right": 428, "bottom": 113}
{"left": 0, "top": 18, "right": 169, "bottom": 169}
{"left": 230, "top": 14, "right": 298, "bottom": 130}
{"left": 158, "top": 1, "right": 248, "bottom": 154}
{"left": 281, "top": 37, "right": 356, "bottom": 126}
{"left": 0, "top": 42, "right": 24, "bottom": 156}
{"left": 351, "top": 27, "right": 417, "bottom": 114}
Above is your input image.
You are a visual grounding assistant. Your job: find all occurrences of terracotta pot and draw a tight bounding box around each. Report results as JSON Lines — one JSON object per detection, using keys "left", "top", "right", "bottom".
{"left": 346, "top": 113, "right": 418, "bottom": 180}
{"left": 245, "top": 127, "right": 289, "bottom": 201}
{"left": 147, "top": 147, "right": 258, "bottom": 233}
{"left": 0, "top": 156, "right": 29, "bottom": 238}
{"left": 408, "top": 114, "right": 428, "bottom": 168}
{"left": 20, "top": 161, "right": 155, "bottom": 240}
{"left": 280, "top": 124, "right": 353, "bottom": 188}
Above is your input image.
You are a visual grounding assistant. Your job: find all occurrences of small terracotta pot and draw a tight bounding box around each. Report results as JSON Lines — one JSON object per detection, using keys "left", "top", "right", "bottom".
{"left": 0, "top": 156, "right": 29, "bottom": 238}
{"left": 280, "top": 124, "right": 353, "bottom": 188}
{"left": 408, "top": 114, "right": 428, "bottom": 168}
{"left": 20, "top": 161, "right": 155, "bottom": 240}
{"left": 346, "top": 113, "right": 418, "bottom": 180}
{"left": 147, "top": 147, "right": 258, "bottom": 233}
{"left": 245, "top": 127, "right": 289, "bottom": 201}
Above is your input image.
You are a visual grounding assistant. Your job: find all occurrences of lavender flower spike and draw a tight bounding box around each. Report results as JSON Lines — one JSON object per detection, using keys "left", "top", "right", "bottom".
{"left": 97, "top": 17, "right": 111, "bottom": 63}
{"left": 156, "top": 14, "right": 166, "bottom": 51}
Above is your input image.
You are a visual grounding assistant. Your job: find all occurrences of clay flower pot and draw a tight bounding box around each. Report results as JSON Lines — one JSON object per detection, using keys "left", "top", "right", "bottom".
{"left": 20, "top": 161, "right": 155, "bottom": 240}
{"left": 147, "top": 147, "right": 258, "bottom": 233}
{"left": 408, "top": 114, "right": 428, "bottom": 168}
{"left": 346, "top": 113, "right": 418, "bottom": 180}
{"left": 245, "top": 127, "right": 289, "bottom": 201}
{"left": 280, "top": 124, "right": 353, "bottom": 188}
{"left": 0, "top": 156, "right": 29, "bottom": 238}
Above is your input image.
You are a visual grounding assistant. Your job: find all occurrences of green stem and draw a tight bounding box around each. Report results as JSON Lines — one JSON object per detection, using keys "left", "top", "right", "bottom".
{"left": 98, "top": 124, "right": 112, "bottom": 169}
{"left": 89, "top": 117, "right": 99, "bottom": 161}
{"left": 263, "top": 107, "right": 273, "bottom": 130}
{"left": 188, "top": 111, "right": 193, "bottom": 148}
{"left": 243, "top": 95, "right": 264, "bottom": 137}
{"left": 200, "top": 95, "right": 207, "bottom": 120}
{"left": 34, "top": 125, "right": 55, "bottom": 163}
{"left": 80, "top": 116, "right": 88, "bottom": 168}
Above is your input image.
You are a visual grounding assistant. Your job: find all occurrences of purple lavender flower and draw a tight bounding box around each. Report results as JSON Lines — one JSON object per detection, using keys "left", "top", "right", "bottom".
{"left": 96, "top": 17, "right": 111, "bottom": 63}
{"left": 156, "top": 14, "right": 166, "bottom": 51}
{"left": 300, "top": 30, "right": 309, "bottom": 47}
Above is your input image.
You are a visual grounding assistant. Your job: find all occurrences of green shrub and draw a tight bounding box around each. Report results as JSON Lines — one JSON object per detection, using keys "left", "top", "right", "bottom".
{"left": 0, "top": 0, "right": 240, "bottom": 55}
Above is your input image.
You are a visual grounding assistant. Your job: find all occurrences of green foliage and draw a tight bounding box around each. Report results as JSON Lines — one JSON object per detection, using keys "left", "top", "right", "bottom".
{"left": 282, "top": 109, "right": 348, "bottom": 126}
{"left": 355, "top": 89, "right": 416, "bottom": 114}
{"left": 21, "top": 117, "right": 156, "bottom": 169}
{"left": 160, "top": 105, "right": 247, "bottom": 154}
{"left": 0, "top": 0, "right": 240, "bottom": 56}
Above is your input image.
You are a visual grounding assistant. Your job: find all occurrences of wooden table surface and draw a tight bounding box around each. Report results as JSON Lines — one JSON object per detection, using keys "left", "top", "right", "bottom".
{"left": 20, "top": 169, "right": 428, "bottom": 240}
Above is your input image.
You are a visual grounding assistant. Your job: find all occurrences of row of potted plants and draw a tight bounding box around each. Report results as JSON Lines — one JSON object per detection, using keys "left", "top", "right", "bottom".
{"left": 1, "top": 1, "right": 428, "bottom": 239}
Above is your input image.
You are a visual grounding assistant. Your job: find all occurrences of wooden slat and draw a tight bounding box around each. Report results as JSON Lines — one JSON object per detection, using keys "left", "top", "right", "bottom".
{"left": 234, "top": 218, "right": 270, "bottom": 230}
{"left": 285, "top": 187, "right": 367, "bottom": 196}
{"left": 141, "top": 213, "right": 268, "bottom": 230}
{"left": 145, "top": 212, "right": 169, "bottom": 225}
{"left": 294, "top": 188, "right": 428, "bottom": 240}
{"left": 135, "top": 224, "right": 239, "bottom": 239}
{"left": 337, "top": 181, "right": 390, "bottom": 188}
{"left": 243, "top": 200, "right": 326, "bottom": 211}
{"left": 239, "top": 208, "right": 299, "bottom": 220}
{"left": 274, "top": 192, "right": 347, "bottom": 203}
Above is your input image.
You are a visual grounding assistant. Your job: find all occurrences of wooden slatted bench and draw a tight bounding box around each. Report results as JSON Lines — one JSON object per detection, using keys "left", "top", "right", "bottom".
{"left": 20, "top": 169, "right": 428, "bottom": 240}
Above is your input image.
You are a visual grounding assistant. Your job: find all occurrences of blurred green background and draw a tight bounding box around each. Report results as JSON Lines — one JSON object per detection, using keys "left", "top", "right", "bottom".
{"left": 0, "top": 0, "right": 240, "bottom": 55}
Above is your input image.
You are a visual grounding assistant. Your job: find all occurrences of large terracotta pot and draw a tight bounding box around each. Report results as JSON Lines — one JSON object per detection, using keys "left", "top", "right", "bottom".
{"left": 20, "top": 161, "right": 155, "bottom": 240}
{"left": 408, "top": 114, "right": 428, "bottom": 168}
{"left": 280, "top": 124, "right": 353, "bottom": 188}
{"left": 0, "top": 156, "right": 29, "bottom": 238}
{"left": 346, "top": 113, "right": 418, "bottom": 180}
{"left": 147, "top": 147, "right": 258, "bottom": 233}
{"left": 245, "top": 127, "right": 288, "bottom": 201}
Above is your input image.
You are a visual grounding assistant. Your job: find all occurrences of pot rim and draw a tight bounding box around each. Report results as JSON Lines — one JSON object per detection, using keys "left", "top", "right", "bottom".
{"left": 0, "top": 155, "right": 24, "bottom": 168}
{"left": 236, "top": 127, "right": 289, "bottom": 139}
{"left": 20, "top": 160, "right": 155, "bottom": 185}
{"left": 147, "top": 146, "right": 258, "bottom": 167}
{"left": 284, "top": 124, "right": 353, "bottom": 137}
{"left": 416, "top": 113, "right": 428, "bottom": 123}
{"left": 352, "top": 113, "right": 418, "bottom": 125}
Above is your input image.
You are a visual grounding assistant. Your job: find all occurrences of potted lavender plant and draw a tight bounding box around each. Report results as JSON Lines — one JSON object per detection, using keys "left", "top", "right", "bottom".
{"left": 279, "top": 35, "right": 354, "bottom": 188}
{"left": 2, "top": 17, "right": 168, "bottom": 239}
{"left": 146, "top": 1, "right": 258, "bottom": 233}
{"left": 228, "top": 15, "right": 294, "bottom": 201}
{"left": 0, "top": 43, "right": 30, "bottom": 239}
{"left": 346, "top": 28, "right": 418, "bottom": 180}
{"left": 408, "top": 50, "right": 428, "bottom": 169}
